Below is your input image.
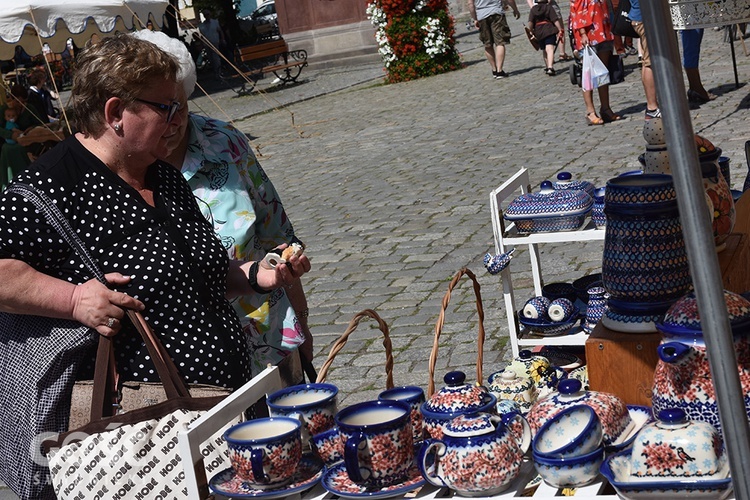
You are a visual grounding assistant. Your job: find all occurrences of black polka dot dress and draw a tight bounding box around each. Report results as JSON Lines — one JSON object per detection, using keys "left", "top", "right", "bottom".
{"left": 0, "top": 136, "right": 252, "bottom": 389}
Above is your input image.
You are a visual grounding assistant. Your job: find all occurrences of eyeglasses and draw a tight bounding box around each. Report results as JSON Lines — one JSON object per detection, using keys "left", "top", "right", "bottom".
{"left": 133, "top": 98, "right": 181, "bottom": 123}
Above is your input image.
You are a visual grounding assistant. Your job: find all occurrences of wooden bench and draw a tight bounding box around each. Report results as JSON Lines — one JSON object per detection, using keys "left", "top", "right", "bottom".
{"left": 231, "top": 38, "right": 307, "bottom": 94}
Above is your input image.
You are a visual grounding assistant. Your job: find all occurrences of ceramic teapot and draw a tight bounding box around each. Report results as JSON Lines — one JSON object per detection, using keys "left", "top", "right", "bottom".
{"left": 417, "top": 412, "right": 531, "bottom": 497}
{"left": 652, "top": 290, "right": 750, "bottom": 433}
{"left": 487, "top": 369, "right": 536, "bottom": 413}
{"left": 421, "top": 371, "right": 497, "bottom": 439}
{"left": 506, "top": 350, "right": 551, "bottom": 386}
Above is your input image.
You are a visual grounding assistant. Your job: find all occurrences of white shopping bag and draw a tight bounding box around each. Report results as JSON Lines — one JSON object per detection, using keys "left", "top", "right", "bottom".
{"left": 581, "top": 45, "right": 610, "bottom": 91}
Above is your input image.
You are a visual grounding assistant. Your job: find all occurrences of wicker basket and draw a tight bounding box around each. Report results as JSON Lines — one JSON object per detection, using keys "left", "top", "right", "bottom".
{"left": 427, "top": 267, "right": 486, "bottom": 397}
{"left": 316, "top": 308, "right": 395, "bottom": 391}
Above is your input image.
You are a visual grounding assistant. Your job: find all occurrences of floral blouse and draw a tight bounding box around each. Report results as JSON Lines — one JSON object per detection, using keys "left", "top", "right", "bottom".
{"left": 181, "top": 113, "right": 305, "bottom": 376}
{"left": 570, "top": 0, "right": 613, "bottom": 51}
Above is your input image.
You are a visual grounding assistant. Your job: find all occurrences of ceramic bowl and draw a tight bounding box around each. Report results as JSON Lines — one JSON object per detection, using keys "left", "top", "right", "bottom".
{"left": 630, "top": 408, "right": 724, "bottom": 480}
{"left": 532, "top": 404, "right": 602, "bottom": 458}
{"left": 504, "top": 181, "right": 593, "bottom": 234}
{"left": 526, "top": 379, "right": 633, "bottom": 448}
{"left": 518, "top": 312, "right": 580, "bottom": 337}
{"left": 532, "top": 445, "right": 605, "bottom": 489}
{"left": 542, "top": 282, "right": 577, "bottom": 303}
{"left": 601, "top": 450, "right": 732, "bottom": 500}
{"left": 572, "top": 273, "right": 603, "bottom": 304}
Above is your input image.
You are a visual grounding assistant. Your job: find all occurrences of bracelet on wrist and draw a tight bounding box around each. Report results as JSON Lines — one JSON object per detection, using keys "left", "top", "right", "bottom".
{"left": 248, "top": 261, "right": 273, "bottom": 294}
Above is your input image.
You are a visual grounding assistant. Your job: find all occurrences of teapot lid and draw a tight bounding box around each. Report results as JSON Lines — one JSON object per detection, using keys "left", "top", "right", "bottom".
{"left": 488, "top": 369, "right": 534, "bottom": 391}
{"left": 553, "top": 172, "right": 595, "bottom": 196}
{"left": 656, "top": 290, "right": 750, "bottom": 337}
{"left": 557, "top": 378, "right": 584, "bottom": 396}
{"left": 504, "top": 181, "right": 593, "bottom": 220}
{"left": 444, "top": 413, "right": 496, "bottom": 437}
{"left": 424, "top": 371, "right": 489, "bottom": 414}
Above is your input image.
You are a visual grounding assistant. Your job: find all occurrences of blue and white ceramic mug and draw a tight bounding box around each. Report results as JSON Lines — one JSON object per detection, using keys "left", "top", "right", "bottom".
{"left": 378, "top": 385, "right": 426, "bottom": 443}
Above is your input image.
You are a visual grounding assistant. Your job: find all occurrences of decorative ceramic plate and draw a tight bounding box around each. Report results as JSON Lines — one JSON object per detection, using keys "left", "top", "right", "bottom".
{"left": 209, "top": 455, "right": 324, "bottom": 499}
{"left": 321, "top": 461, "right": 426, "bottom": 499}
{"left": 538, "top": 346, "right": 582, "bottom": 370}
{"left": 518, "top": 311, "right": 580, "bottom": 337}
{"left": 601, "top": 450, "right": 732, "bottom": 500}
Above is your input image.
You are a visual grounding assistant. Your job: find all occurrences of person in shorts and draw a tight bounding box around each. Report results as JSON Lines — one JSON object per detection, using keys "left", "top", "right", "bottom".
{"left": 629, "top": 0, "right": 660, "bottom": 119}
{"left": 468, "top": 0, "right": 521, "bottom": 78}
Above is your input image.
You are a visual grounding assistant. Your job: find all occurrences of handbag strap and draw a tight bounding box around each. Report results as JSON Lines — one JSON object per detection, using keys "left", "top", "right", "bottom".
{"left": 6, "top": 182, "right": 192, "bottom": 422}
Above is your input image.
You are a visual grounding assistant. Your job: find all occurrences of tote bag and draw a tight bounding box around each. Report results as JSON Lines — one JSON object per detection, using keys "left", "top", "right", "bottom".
{"left": 610, "top": 0, "right": 639, "bottom": 39}
{"left": 582, "top": 46, "right": 611, "bottom": 91}
{"left": 45, "top": 310, "right": 242, "bottom": 500}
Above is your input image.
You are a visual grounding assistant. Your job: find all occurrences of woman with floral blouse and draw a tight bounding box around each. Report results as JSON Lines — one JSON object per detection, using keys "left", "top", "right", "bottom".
{"left": 134, "top": 30, "right": 314, "bottom": 386}
{"left": 570, "top": 0, "right": 621, "bottom": 125}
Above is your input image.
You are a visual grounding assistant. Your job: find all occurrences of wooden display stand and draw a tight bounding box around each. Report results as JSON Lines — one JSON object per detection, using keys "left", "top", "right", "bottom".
{"left": 587, "top": 230, "right": 750, "bottom": 406}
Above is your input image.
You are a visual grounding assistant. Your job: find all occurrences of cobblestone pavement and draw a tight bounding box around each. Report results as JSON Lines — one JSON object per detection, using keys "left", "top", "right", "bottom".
{"left": 3, "top": 9, "right": 750, "bottom": 497}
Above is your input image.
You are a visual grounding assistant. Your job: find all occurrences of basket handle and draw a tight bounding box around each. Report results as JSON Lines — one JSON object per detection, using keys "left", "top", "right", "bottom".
{"left": 427, "top": 268, "right": 486, "bottom": 397}
{"left": 315, "top": 309, "right": 395, "bottom": 390}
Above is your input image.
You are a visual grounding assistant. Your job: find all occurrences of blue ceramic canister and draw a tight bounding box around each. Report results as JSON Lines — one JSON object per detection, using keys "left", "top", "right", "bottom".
{"left": 504, "top": 181, "right": 593, "bottom": 234}
{"left": 591, "top": 187, "right": 606, "bottom": 229}
{"left": 600, "top": 174, "right": 691, "bottom": 333}
{"left": 553, "top": 172, "right": 596, "bottom": 198}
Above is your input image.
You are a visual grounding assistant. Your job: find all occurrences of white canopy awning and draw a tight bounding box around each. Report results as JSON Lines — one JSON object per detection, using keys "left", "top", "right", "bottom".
{"left": 0, "top": 0, "right": 168, "bottom": 59}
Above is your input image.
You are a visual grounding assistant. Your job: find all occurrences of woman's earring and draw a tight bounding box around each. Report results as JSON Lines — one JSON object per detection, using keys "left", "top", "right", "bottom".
{"left": 113, "top": 124, "right": 121, "bottom": 132}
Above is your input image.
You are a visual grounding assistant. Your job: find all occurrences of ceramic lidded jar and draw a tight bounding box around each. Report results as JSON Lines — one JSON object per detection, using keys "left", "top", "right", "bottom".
{"left": 601, "top": 174, "right": 692, "bottom": 333}
{"left": 642, "top": 118, "right": 670, "bottom": 174}
{"left": 504, "top": 181, "right": 593, "bottom": 234}
{"left": 630, "top": 408, "right": 724, "bottom": 479}
{"left": 591, "top": 187, "right": 606, "bottom": 229}
{"left": 487, "top": 369, "right": 536, "bottom": 413}
{"left": 506, "top": 349, "right": 551, "bottom": 385}
{"left": 417, "top": 412, "right": 531, "bottom": 497}
{"left": 421, "top": 371, "right": 497, "bottom": 439}
{"left": 526, "top": 379, "right": 634, "bottom": 448}
{"left": 653, "top": 290, "right": 750, "bottom": 433}
{"left": 553, "top": 171, "right": 596, "bottom": 198}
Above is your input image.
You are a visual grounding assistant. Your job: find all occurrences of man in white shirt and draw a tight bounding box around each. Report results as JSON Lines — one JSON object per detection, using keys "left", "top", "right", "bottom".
{"left": 468, "top": 0, "right": 521, "bottom": 78}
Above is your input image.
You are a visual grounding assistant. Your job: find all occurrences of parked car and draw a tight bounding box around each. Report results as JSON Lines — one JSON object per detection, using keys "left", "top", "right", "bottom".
{"left": 240, "top": 0, "right": 279, "bottom": 41}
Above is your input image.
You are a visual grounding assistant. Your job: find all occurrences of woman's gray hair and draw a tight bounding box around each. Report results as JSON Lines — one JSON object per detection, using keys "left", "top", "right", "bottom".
{"left": 131, "top": 30, "right": 197, "bottom": 97}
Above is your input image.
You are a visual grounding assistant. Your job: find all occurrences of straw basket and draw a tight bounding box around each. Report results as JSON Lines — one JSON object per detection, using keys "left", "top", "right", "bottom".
{"left": 315, "top": 308, "right": 395, "bottom": 390}
{"left": 427, "top": 267, "right": 486, "bottom": 397}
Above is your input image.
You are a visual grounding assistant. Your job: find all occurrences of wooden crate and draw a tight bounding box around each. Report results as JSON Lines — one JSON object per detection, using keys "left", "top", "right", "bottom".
{"left": 718, "top": 232, "right": 750, "bottom": 294}
{"left": 585, "top": 324, "right": 662, "bottom": 406}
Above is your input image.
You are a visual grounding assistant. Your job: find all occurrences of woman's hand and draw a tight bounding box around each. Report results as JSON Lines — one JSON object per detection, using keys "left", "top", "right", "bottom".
{"left": 256, "top": 251, "right": 311, "bottom": 290}
{"left": 579, "top": 31, "right": 589, "bottom": 47}
{"left": 70, "top": 273, "right": 145, "bottom": 336}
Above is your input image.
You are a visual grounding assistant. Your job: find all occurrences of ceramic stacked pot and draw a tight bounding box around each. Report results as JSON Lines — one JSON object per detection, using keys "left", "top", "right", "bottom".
{"left": 653, "top": 290, "right": 750, "bottom": 433}
{"left": 601, "top": 174, "right": 692, "bottom": 333}
{"left": 641, "top": 118, "right": 670, "bottom": 174}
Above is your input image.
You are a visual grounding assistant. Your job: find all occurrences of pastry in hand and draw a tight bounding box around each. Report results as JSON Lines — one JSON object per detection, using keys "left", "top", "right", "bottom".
{"left": 281, "top": 242, "right": 304, "bottom": 261}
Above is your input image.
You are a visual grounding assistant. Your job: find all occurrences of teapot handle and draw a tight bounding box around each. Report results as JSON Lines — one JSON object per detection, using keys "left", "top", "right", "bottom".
{"left": 499, "top": 412, "right": 531, "bottom": 454}
{"left": 417, "top": 439, "right": 448, "bottom": 488}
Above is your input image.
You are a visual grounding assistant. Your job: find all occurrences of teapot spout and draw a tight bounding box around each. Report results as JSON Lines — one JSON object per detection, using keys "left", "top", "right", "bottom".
{"left": 658, "top": 342, "right": 692, "bottom": 364}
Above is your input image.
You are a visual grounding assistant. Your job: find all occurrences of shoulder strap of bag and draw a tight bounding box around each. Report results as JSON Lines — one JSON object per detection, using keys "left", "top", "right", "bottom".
{"left": 6, "top": 183, "right": 192, "bottom": 421}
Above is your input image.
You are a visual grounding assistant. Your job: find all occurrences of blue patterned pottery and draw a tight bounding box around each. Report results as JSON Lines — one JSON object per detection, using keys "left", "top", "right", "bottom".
{"left": 718, "top": 156, "right": 731, "bottom": 188}
{"left": 601, "top": 450, "right": 732, "bottom": 500}
{"left": 601, "top": 174, "right": 691, "bottom": 333}
{"left": 553, "top": 171, "right": 596, "bottom": 198}
{"left": 548, "top": 298, "right": 575, "bottom": 322}
{"left": 487, "top": 369, "right": 536, "bottom": 413}
{"left": 523, "top": 295, "right": 551, "bottom": 320}
{"left": 421, "top": 371, "right": 497, "bottom": 440}
{"left": 418, "top": 412, "right": 531, "bottom": 496}
{"left": 652, "top": 290, "right": 750, "bottom": 433}
{"left": 378, "top": 385, "right": 426, "bottom": 444}
{"left": 504, "top": 181, "right": 592, "bottom": 234}
{"left": 526, "top": 379, "right": 635, "bottom": 449}
{"left": 518, "top": 314, "right": 579, "bottom": 337}
{"left": 572, "top": 273, "right": 602, "bottom": 303}
{"left": 532, "top": 404, "right": 602, "bottom": 458}
{"left": 483, "top": 247, "right": 515, "bottom": 275}
{"left": 532, "top": 445, "right": 605, "bottom": 489}
{"left": 583, "top": 286, "right": 608, "bottom": 334}
{"left": 591, "top": 187, "right": 606, "bottom": 228}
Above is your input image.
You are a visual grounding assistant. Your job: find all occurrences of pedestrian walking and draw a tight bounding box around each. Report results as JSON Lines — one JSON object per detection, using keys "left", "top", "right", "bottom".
{"left": 468, "top": 0, "right": 521, "bottom": 79}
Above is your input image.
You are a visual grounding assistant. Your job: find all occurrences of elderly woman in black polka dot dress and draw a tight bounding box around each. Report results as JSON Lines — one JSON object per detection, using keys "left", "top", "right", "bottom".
{"left": 0, "top": 34, "right": 310, "bottom": 390}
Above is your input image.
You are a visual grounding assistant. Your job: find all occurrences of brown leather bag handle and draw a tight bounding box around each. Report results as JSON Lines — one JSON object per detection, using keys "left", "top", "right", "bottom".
{"left": 90, "top": 310, "right": 191, "bottom": 422}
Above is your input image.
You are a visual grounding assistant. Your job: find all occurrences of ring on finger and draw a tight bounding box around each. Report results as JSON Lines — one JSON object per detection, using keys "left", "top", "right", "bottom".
{"left": 106, "top": 317, "right": 116, "bottom": 328}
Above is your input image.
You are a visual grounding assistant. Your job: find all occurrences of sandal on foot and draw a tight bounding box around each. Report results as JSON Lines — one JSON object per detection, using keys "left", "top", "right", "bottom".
{"left": 600, "top": 108, "right": 622, "bottom": 123}
{"left": 586, "top": 112, "right": 604, "bottom": 126}
{"left": 558, "top": 54, "right": 574, "bottom": 61}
